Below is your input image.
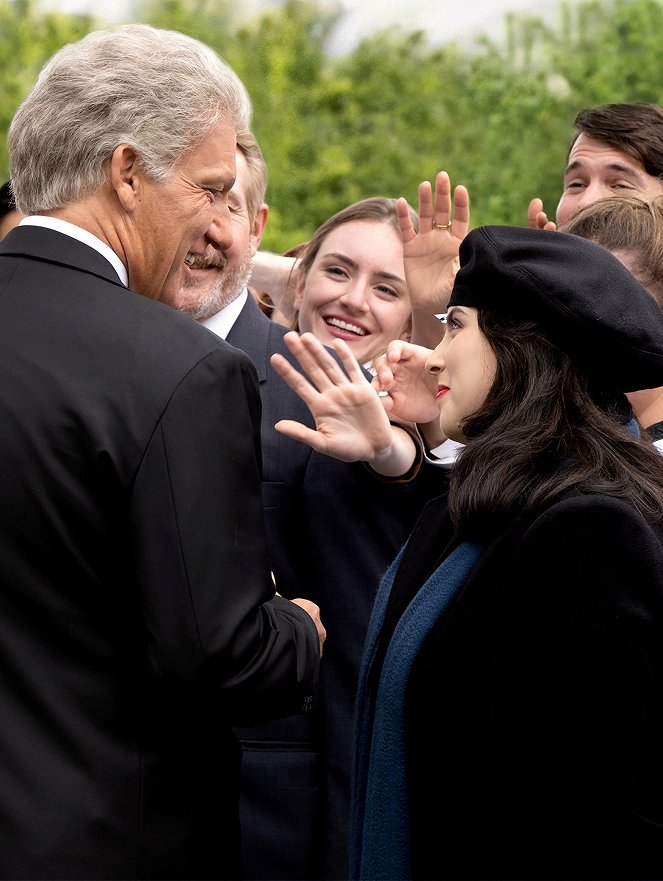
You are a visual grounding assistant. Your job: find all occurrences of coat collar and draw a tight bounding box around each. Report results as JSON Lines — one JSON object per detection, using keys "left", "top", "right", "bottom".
{"left": 0, "top": 225, "right": 128, "bottom": 289}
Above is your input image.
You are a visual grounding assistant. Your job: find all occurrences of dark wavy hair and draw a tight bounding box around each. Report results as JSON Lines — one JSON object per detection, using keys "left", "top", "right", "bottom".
{"left": 448, "top": 309, "right": 663, "bottom": 537}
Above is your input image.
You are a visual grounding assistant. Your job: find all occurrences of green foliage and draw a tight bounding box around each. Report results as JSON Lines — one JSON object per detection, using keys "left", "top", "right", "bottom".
{"left": 3, "top": 0, "right": 663, "bottom": 247}
{"left": 134, "top": 0, "right": 237, "bottom": 45}
{"left": 0, "top": 0, "right": 96, "bottom": 180}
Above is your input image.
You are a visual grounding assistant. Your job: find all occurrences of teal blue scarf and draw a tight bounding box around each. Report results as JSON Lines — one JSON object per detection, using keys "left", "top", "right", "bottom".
{"left": 350, "top": 540, "right": 485, "bottom": 880}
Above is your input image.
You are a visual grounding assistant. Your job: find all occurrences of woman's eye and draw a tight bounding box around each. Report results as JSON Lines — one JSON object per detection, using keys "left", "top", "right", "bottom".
{"left": 376, "top": 285, "right": 398, "bottom": 297}
{"left": 326, "top": 266, "right": 347, "bottom": 278}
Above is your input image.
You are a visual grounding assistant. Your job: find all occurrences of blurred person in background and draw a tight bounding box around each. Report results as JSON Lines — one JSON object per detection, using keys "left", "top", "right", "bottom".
{"left": 529, "top": 102, "right": 663, "bottom": 230}
{"left": 559, "top": 194, "right": 663, "bottom": 448}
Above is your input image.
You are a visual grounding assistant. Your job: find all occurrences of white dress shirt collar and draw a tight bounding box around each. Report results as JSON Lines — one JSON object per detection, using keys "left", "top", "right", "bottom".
{"left": 201, "top": 289, "right": 248, "bottom": 340}
{"left": 19, "top": 216, "right": 128, "bottom": 286}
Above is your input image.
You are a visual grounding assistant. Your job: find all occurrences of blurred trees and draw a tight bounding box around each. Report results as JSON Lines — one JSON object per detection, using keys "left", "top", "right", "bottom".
{"left": 1, "top": 0, "right": 663, "bottom": 250}
{"left": 0, "top": 0, "right": 94, "bottom": 178}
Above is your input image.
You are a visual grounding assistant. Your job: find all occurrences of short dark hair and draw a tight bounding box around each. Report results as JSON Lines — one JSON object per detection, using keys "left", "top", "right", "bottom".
{"left": 569, "top": 103, "right": 663, "bottom": 178}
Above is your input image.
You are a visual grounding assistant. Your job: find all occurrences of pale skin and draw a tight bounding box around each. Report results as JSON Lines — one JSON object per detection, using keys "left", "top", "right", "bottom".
{"left": 44, "top": 121, "right": 238, "bottom": 304}
{"left": 292, "top": 219, "right": 412, "bottom": 367}
{"left": 178, "top": 147, "right": 269, "bottom": 320}
{"left": 270, "top": 305, "right": 497, "bottom": 476}
{"left": 270, "top": 332, "right": 445, "bottom": 477}
{"left": 398, "top": 170, "right": 470, "bottom": 349}
{"left": 248, "top": 171, "right": 469, "bottom": 350}
{"left": 391, "top": 171, "right": 470, "bottom": 448}
{"left": 267, "top": 171, "right": 470, "bottom": 459}
{"left": 249, "top": 249, "right": 299, "bottom": 326}
{"left": 528, "top": 133, "right": 663, "bottom": 231}
{"left": 270, "top": 332, "right": 421, "bottom": 478}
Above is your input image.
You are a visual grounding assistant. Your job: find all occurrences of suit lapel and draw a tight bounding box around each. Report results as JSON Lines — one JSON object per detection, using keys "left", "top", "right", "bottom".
{"left": 226, "top": 294, "right": 273, "bottom": 383}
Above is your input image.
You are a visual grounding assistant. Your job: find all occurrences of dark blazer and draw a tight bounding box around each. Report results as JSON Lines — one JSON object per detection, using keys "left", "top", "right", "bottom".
{"left": 227, "top": 295, "right": 449, "bottom": 880}
{"left": 0, "top": 228, "right": 320, "bottom": 881}
{"left": 356, "top": 488, "right": 663, "bottom": 880}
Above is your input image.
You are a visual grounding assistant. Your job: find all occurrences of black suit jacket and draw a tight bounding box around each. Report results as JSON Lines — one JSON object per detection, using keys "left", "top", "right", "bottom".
{"left": 227, "top": 296, "right": 449, "bottom": 880}
{"left": 0, "top": 228, "right": 320, "bottom": 880}
{"left": 360, "top": 489, "right": 663, "bottom": 880}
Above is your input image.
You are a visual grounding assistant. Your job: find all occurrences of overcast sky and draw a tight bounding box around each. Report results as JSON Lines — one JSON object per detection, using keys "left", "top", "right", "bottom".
{"left": 40, "top": 0, "right": 574, "bottom": 51}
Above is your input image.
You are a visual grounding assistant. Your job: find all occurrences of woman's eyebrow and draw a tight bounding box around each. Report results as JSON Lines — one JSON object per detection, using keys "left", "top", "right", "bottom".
{"left": 321, "top": 251, "right": 405, "bottom": 285}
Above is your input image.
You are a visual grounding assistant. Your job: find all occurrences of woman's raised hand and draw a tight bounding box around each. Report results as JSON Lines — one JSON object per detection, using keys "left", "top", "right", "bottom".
{"left": 270, "top": 332, "right": 395, "bottom": 463}
{"left": 397, "top": 171, "right": 470, "bottom": 315}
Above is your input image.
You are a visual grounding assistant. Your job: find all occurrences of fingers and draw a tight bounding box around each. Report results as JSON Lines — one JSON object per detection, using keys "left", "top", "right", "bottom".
{"left": 281, "top": 331, "right": 348, "bottom": 392}
{"left": 396, "top": 196, "right": 417, "bottom": 243}
{"left": 372, "top": 340, "right": 420, "bottom": 388}
{"left": 528, "top": 197, "right": 544, "bottom": 228}
{"left": 329, "top": 338, "right": 369, "bottom": 385}
{"left": 386, "top": 339, "right": 423, "bottom": 363}
{"left": 432, "top": 171, "right": 451, "bottom": 228}
{"left": 425, "top": 171, "right": 467, "bottom": 241}
{"left": 270, "top": 351, "right": 321, "bottom": 408}
{"left": 451, "top": 184, "right": 469, "bottom": 239}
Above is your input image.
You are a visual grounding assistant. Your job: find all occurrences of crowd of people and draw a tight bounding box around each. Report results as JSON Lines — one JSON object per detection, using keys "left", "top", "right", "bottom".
{"left": 1, "top": 21, "right": 663, "bottom": 881}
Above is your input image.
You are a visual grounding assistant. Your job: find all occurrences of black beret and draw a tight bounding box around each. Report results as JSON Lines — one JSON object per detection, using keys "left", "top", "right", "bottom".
{"left": 449, "top": 225, "right": 663, "bottom": 393}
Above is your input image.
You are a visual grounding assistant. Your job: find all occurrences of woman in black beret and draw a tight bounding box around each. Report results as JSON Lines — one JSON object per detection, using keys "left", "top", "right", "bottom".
{"left": 270, "top": 220, "right": 663, "bottom": 881}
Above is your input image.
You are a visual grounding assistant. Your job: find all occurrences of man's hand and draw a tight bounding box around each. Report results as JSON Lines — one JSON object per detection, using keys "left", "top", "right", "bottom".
{"left": 528, "top": 197, "right": 557, "bottom": 230}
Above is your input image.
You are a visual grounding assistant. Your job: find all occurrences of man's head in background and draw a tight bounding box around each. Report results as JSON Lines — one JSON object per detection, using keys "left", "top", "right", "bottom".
{"left": 555, "top": 102, "right": 663, "bottom": 227}
{"left": 560, "top": 193, "right": 663, "bottom": 434}
{"left": 178, "top": 130, "right": 268, "bottom": 321}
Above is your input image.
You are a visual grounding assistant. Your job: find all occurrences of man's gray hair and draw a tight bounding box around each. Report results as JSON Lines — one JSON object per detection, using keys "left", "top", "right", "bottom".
{"left": 9, "top": 24, "right": 252, "bottom": 214}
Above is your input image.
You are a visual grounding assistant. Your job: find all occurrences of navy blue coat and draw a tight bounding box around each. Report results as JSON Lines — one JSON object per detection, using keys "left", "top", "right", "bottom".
{"left": 355, "top": 488, "right": 663, "bottom": 880}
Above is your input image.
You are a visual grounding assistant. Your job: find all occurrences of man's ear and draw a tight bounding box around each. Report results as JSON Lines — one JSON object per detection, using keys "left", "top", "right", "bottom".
{"left": 110, "top": 144, "right": 141, "bottom": 211}
{"left": 249, "top": 203, "right": 269, "bottom": 257}
{"left": 399, "top": 316, "right": 413, "bottom": 343}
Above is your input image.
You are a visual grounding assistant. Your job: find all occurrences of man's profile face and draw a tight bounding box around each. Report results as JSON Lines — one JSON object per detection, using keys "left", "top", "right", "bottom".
{"left": 127, "top": 119, "right": 237, "bottom": 305}
{"left": 175, "top": 149, "right": 259, "bottom": 321}
{"left": 556, "top": 133, "right": 663, "bottom": 226}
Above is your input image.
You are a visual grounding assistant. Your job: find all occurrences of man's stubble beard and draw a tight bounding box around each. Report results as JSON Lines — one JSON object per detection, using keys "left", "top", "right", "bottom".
{"left": 180, "top": 253, "right": 254, "bottom": 322}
